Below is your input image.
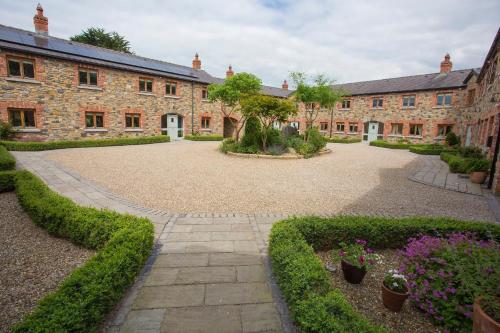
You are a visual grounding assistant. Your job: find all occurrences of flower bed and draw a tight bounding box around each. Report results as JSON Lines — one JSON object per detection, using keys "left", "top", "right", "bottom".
{"left": 269, "top": 216, "right": 500, "bottom": 332}
{"left": 184, "top": 134, "right": 224, "bottom": 141}
{"left": 4, "top": 170, "right": 154, "bottom": 332}
{"left": 0, "top": 135, "right": 170, "bottom": 151}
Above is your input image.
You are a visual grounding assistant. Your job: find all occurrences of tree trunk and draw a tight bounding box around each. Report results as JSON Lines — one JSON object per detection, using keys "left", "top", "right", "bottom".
{"left": 329, "top": 108, "right": 334, "bottom": 138}
{"left": 235, "top": 117, "right": 247, "bottom": 142}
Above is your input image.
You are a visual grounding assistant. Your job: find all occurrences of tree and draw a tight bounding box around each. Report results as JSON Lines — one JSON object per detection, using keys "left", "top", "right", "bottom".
{"left": 241, "top": 94, "right": 297, "bottom": 150}
{"left": 208, "top": 73, "right": 261, "bottom": 141}
{"left": 70, "top": 28, "right": 132, "bottom": 53}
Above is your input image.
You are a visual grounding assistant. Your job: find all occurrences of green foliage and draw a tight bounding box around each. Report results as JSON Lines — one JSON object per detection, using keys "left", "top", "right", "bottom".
{"left": 0, "top": 121, "right": 13, "bottom": 139}
{"left": 334, "top": 240, "right": 379, "bottom": 270}
{"left": 219, "top": 138, "right": 237, "bottom": 153}
{"left": 240, "top": 116, "right": 262, "bottom": 149}
{"left": 445, "top": 132, "right": 460, "bottom": 146}
{"left": 1, "top": 135, "right": 169, "bottom": 151}
{"left": 481, "top": 296, "right": 500, "bottom": 323}
{"left": 11, "top": 171, "right": 154, "bottom": 332}
{"left": 440, "top": 152, "right": 457, "bottom": 163}
{"left": 0, "top": 145, "right": 16, "bottom": 170}
{"left": 447, "top": 156, "right": 474, "bottom": 173}
{"left": 369, "top": 140, "right": 412, "bottom": 149}
{"left": 208, "top": 73, "right": 262, "bottom": 108}
{"left": 184, "top": 134, "right": 223, "bottom": 141}
{"left": 70, "top": 27, "right": 132, "bottom": 53}
{"left": 466, "top": 158, "right": 490, "bottom": 172}
{"left": 409, "top": 144, "right": 456, "bottom": 155}
{"left": 305, "top": 128, "right": 326, "bottom": 152}
{"left": 326, "top": 136, "right": 362, "bottom": 143}
{"left": 0, "top": 170, "right": 16, "bottom": 192}
{"left": 383, "top": 270, "right": 408, "bottom": 293}
{"left": 458, "top": 146, "right": 484, "bottom": 159}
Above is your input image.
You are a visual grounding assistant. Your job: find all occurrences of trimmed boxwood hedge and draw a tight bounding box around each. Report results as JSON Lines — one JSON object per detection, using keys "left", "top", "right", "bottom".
{"left": 269, "top": 216, "right": 500, "bottom": 333}
{"left": 184, "top": 134, "right": 224, "bottom": 141}
{"left": 0, "top": 170, "right": 16, "bottom": 192}
{"left": 1, "top": 135, "right": 170, "bottom": 151}
{"left": 0, "top": 145, "right": 16, "bottom": 170}
{"left": 409, "top": 145, "right": 456, "bottom": 155}
{"left": 10, "top": 171, "right": 154, "bottom": 332}
{"left": 325, "top": 137, "right": 362, "bottom": 143}
{"left": 369, "top": 140, "right": 412, "bottom": 149}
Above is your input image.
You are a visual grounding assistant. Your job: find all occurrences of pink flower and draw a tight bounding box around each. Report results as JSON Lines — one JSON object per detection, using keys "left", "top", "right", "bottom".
{"left": 359, "top": 255, "right": 365, "bottom": 265}
{"left": 355, "top": 239, "right": 367, "bottom": 246}
{"left": 338, "top": 250, "right": 345, "bottom": 257}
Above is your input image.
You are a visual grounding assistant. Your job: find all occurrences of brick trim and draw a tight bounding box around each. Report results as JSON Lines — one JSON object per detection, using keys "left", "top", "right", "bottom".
{"left": 79, "top": 106, "right": 110, "bottom": 129}
{"left": 434, "top": 91, "right": 454, "bottom": 107}
{"left": 121, "top": 108, "right": 144, "bottom": 128}
{"left": 1, "top": 52, "right": 45, "bottom": 82}
{"left": 164, "top": 79, "right": 181, "bottom": 97}
{"left": 137, "top": 76, "right": 155, "bottom": 94}
{"left": 0, "top": 101, "right": 43, "bottom": 129}
{"left": 73, "top": 64, "right": 105, "bottom": 88}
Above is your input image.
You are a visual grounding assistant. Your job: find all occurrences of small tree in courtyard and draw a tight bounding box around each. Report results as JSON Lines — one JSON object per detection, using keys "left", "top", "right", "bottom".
{"left": 208, "top": 73, "right": 261, "bottom": 141}
{"left": 241, "top": 94, "right": 297, "bottom": 151}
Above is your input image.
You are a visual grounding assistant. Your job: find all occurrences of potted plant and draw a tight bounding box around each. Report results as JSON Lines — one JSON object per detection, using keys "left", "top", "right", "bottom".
{"left": 473, "top": 296, "right": 500, "bottom": 333}
{"left": 468, "top": 159, "right": 490, "bottom": 184}
{"left": 381, "top": 269, "right": 409, "bottom": 312}
{"left": 334, "top": 240, "right": 380, "bottom": 284}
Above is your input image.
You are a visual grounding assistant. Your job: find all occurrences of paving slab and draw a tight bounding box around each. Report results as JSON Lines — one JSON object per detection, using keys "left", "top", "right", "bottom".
{"left": 143, "top": 268, "right": 179, "bottom": 286}
{"left": 120, "top": 309, "right": 166, "bottom": 333}
{"left": 175, "top": 266, "right": 236, "bottom": 284}
{"left": 209, "top": 253, "right": 262, "bottom": 266}
{"left": 161, "top": 306, "right": 241, "bottom": 333}
{"left": 133, "top": 285, "right": 205, "bottom": 309}
{"left": 154, "top": 254, "right": 210, "bottom": 268}
{"left": 205, "top": 282, "right": 273, "bottom": 305}
{"left": 241, "top": 303, "right": 282, "bottom": 333}
{"left": 236, "top": 265, "right": 267, "bottom": 282}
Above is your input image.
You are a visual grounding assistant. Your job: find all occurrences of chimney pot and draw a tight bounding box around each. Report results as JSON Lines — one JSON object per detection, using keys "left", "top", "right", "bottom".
{"left": 192, "top": 53, "right": 201, "bottom": 69}
{"left": 226, "top": 65, "right": 234, "bottom": 78}
{"left": 33, "top": 3, "right": 48, "bottom": 36}
{"left": 440, "top": 53, "right": 452, "bottom": 74}
{"left": 282, "top": 80, "right": 288, "bottom": 90}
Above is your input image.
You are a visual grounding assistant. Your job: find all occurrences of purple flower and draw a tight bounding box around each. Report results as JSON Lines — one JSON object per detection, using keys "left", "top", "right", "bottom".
{"left": 464, "top": 311, "right": 472, "bottom": 318}
{"left": 366, "top": 247, "right": 374, "bottom": 254}
{"left": 355, "top": 239, "right": 367, "bottom": 246}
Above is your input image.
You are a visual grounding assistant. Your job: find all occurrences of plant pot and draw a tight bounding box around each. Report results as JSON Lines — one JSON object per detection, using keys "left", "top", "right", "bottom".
{"left": 341, "top": 260, "right": 366, "bottom": 284}
{"left": 381, "top": 282, "right": 409, "bottom": 312}
{"left": 473, "top": 297, "right": 500, "bottom": 333}
{"left": 470, "top": 171, "right": 488, "bottom": 184}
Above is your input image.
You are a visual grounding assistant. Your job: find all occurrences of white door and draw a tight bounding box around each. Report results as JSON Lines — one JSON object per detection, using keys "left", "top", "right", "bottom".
{"left": 465, "top": 126, "right": 472, "bottom": 146}
{"left": 367, "top": 122, "right": 379, "bottom": 142}
{"left": 167, "top": 114, "right": 178, "bottom": 140}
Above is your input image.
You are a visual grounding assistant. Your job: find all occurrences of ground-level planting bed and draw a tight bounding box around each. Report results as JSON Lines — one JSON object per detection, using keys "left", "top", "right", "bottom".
{"left": 269, "top": 216, "right": 500, "bottom": 333}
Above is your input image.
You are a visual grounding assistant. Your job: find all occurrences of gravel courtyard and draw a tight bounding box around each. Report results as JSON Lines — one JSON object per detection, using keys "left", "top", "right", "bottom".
{"left": 46, "top": 141, "right": 495, "bottom": 221}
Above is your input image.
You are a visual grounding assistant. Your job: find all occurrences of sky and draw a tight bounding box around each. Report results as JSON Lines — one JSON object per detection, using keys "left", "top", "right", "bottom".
{"left": 0, "top": 0, "right": 498, "bottom": 87}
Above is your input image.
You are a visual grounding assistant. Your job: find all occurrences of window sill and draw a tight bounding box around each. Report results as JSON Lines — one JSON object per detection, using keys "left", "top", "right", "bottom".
{"left": 78, "top": 85, "right": 102, "bottom": 91}
{"left": 402, "top": 107, "right": 416, "bottom": 110}
{"left": 347, "top": 132, "right": 359, "bottom": 135}
{"left": 6, "top": 77, "right": 41, "bottom": 85}
{"left": 433, "top": 105, "right": 452, "bottom": 109}
{"left": 370, "top": 108, "right": 384, "bottom": 110}
{"left": 164, "top": 95, "right": 181, "bottom": 99}
{"left": 125, "top": 128, "right": 143, "bottom": 132}
{"left": 202, "top": 99, "right": 210, "bottom": 102}
{"left": 200, "top": 128, "right": 212, "bottom": 132}
{"left": 339, "top": 108, "right": 351, "bottom": 111}
{"left": 333, "top": 131, "right": 345, "bottom": 134}
{"left": 14, "top": 128, "right": 41, "bottom": 133}
{"left": 85, "top": 128, "right": 108, "bottom": 133}
{"left": 408, "top": 135, "right": 423, "bottom": 139}
{"left": 138, "top": 92, "right": 155, "bottom": 96}
{"left": 388, "top": 134, "right": 404, "bottom": 137}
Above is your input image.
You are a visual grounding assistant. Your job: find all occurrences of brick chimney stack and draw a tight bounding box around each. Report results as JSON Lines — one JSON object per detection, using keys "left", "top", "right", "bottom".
{"left": 33, "top": 3, "right": 48, "bottom": 36}
{"left": 226, "top": 65, "right": 234, "bottom": 78}
{"left": 440, "top": 53, "right": 452, "bottom": 74}
{"left": 282, "top": 80, "right": 288, "bottom": 90}
{"left": 192, "top": 53, "right": 201, "bottom": 69}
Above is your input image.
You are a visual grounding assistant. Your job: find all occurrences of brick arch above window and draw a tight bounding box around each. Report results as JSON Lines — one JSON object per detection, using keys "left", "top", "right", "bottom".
{"left": 121, "top": 108, "right": 144, "bottom": 128}
{"left": 79, "top": 106, "right": 109, "bottom": 129}
{"left": 1, "top": 53, "right": 45, "bottom": 82}
{"left": 73, "top": 64, "right": 105, "bottom": 88}
{"left": 0, "top": 101, "right": 44, "bottom": 129}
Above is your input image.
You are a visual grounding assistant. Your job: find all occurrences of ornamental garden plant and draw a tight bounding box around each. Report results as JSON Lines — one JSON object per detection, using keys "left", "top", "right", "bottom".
{"left": 440, "top": 146, "right": 490, "bottom": 183}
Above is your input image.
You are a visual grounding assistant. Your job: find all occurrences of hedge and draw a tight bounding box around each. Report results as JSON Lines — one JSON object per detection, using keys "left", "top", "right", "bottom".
{"left": 409, "top": 145, "right": 456, "bottom": 155}
{"left": 0, "top": 145, "right": 16, "bottom": 170}
{"left": 269, "top": 216, "right": 500, "bottom": 332}
{"left": 184, "top": 134, "right": 224, "bottom": 141}
{"left": 10, "top": 171, "right": 154, "bottom": 332}
{"left": 369, "top": 140, "right": 412, "bottom": 149}
{"left": 0, "top": 170, "right": 16, "bottom": 192}
{"left": 1, "top": 135, "right": 170, "bottom": 151}
{"left": 325, "top": 137, "right": 362, "bottom": 144}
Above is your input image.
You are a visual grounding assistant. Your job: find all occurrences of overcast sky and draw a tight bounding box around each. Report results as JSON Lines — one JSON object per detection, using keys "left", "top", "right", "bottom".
{"left": 0, "top": 0, "right": 498, "bottom": 87}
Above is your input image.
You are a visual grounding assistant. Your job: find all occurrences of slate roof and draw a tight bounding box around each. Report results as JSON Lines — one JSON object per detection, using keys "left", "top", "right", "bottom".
{"left": 331, "top": 69, "right": 476, "bottom": 96}
{"left": 0, "top": 24, "right": 291, "bottom": 97}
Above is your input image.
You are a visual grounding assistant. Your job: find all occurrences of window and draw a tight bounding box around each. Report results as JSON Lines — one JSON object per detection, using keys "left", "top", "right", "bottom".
{"left": 201, "top": 88, "right": 208, "bottom": 99}
{"left": 289, "top": 121, "right": 300, "bottom": 130}
{"left": 436, "top": 93, "right": 452, "bottom": 106}
{"left": 201, "top": 116, "right": 210, "bottom": 129}
{"left": 372, "top": 97, "right": 383, "bottom": 108}
{"left": 85, "top": 112, "right": 104, "bottom": 128}
{"left": 336, "top": 122, "right": 345, "bottom": 132}
{"left": 8, "top": 58, "right": 35, "bottom": 79}
{"left": 467, "top": 89, "right": 475, "bottom": 105}
{"left": 9, "top": 109, "right": 36, "bottom": 128}
{"left": 437, "top": 124, "right": 453, "bottom": 136}
{"left": 402, "top": 95, "right": 416, "bottom": 108}
{"left": 78, "top": 69, "right": 98, "bottom": 86}
{"left": 125, "top": 114, "right": 140, "bottom": 128}
{"left": 409, "top": 124, "right": 423, "bottom": 136}
{"left": 139, "top": 78, "right": 153, "bottom": 93}
{"left": 341, "top": 99, "right": 351, "bottom": 109}
{"left": 320, "top": 122, "right": 328, "bottom": 131}
{"left": 273, "top": 121, "right": 282, "bottom": 130}
{"left": 349, "top": 123, "right": 358, "bottom": 133}
{"left": 165, "top": 81, "right": 177, "bottom": 96}
{"left": 390, "top": 123, "right": 403, "bottom": 135}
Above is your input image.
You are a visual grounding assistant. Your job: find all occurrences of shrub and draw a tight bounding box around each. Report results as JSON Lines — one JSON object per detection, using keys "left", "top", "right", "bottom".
{"left": 11, "top": 171, "right": 154, "bottom": 332}
{"left": 286, "top": 135, "right": 304, "bottom": 151}
{"left": 458, "top": 146, "right": 484, "bottom": 159}
{"left": 466, "top": 158, "right": 490, "bottom": 173}
{"left": 184, "top": 134, "right": 223, "bottom": 141}
{"left": 326, "top": 136, "right": 362, "bottom": 143}
{"left": 400, "top": 233, "right": 499, "bottom": 332}
{"left": 1, "top": 135, "right": 170, "bottom": 151}
{"left": 266, "top": 128, "right": 284, "bottom": 147}
{"left": 0, "top": 121, "right": 13, "bottom": 140}
{"left": 410, "top": 145, "right": 456, "bottom": 155}
{"left": 440, "top": 152, "right": 458, "bottom": 163}
{"left": 305, "top": 128, "right": 326, "bottom": 152}
{"left": 445, "top": 132, "right": 460, "bottom": 146}
{"left": 448, "top": 156, "right": 475, "bottom": 174}
{"left": 0, "top": 145, "right": 16, "bottom": 171}
{"left": 334, "top": 240, "right": 380, "bottom": 269}
{"left": 369, "top": 140, "right": 411, "bottom": 149}
{"left": 219, "top": 138, "right": 237, "bottom": 153}
{"left": 241, "top": 116, "right": 262, "bottom": 148}
{"left": 297, "top": 142, "right": 316, "bottom": 157}
{"left": 267, "top": 144, "right": 288, "bottom": 155}
{"left": 0, "top": 170, "right": 16, "bottom": 192}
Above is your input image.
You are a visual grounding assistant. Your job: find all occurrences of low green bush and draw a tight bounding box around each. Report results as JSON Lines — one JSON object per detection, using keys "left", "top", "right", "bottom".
{"left": 0, "top": 170, "right": 16, "bottom": 192}
{"left": 269, "top": 215, "right": 499, "bottom": 332}
{"left": 0, "top": 145, "right": 16, "bottom": 171}
{"left": 409, "top": 145, "right": 456, "bottom": 155}
{"left": 369, "top": 140, "right": 411, "bottom": 149}
{"left": 466, "top": 158, "right": 490, "bottom": 172}
{"left": 445, "top": 131, "right": 460, "bottom": 146}
{"left": 11, "top": 171, "right": 154, "bottom": 332}
{"left": 219, "top": 138, "right": 237, "bottom": 153}
{"left": 0, "top": 121, "right": 13, "bottom": 140}
{"left": 1, "top": 135, "right": 170, "bottom": 151}
{"left": 326, "top": 137, "right": 362, "bottom": 143}
{"left": 184, "top": 134, "right": 224, "bottom": 141}
{"left": 241, "top": 116, "right": 262, "bottom": 148}
{"left": 440, "top": 151, "right": 457, "bottom": 163}
{"left": 458, "top": 146, "right": 484, "bottom": 159}
{"left": 305, "top": 128, "right": 326, "bottom": 152}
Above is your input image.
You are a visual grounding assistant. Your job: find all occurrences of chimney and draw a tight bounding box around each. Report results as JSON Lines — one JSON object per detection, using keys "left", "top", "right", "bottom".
{"left": 192, "top": 53, "right": 201, "bottom": 69}
{"left": 226, "top": 65, "right": 234, "bottom": 78}
{"left": 33, "top": 3, "right": 48, "bottom": 35}
{"left": 440, "top": 53, "right": 452, "bottom": 74}
{"left": 282, "top": 80, "right": 288, "bottom": 90}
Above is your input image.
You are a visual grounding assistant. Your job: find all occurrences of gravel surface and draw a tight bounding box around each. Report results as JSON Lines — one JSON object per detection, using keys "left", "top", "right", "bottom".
{"left": 0, "top": 192, "right": 94, "bottom": 332}
{"left": 317, "top": 250, "right": 442, "bottom": 333}
{"left": 46, "top": 141, "right": 495, "bottom": 220}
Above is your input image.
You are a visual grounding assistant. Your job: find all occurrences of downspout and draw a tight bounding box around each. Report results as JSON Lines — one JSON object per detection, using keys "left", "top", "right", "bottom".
{"left": 191, "top": 81, "right": 194, "bottom": 135}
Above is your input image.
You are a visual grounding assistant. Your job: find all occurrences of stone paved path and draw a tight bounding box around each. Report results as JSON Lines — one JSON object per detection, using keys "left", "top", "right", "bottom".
{"left": 13, "top": 151, "right": 293, "bottom": 333}
{"left": 409, "top": 155, "right": 483, "bottom": 195}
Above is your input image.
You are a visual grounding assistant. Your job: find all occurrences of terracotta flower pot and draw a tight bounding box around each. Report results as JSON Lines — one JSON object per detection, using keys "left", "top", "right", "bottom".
{"left": 381, "top": 282, "right": 409, "bottom": 312}
{"left": 473, "top": 297, "right": 500, "bottom": 333}
{"left": 470, "top": 171, "right": 487, "bottom": 184}
{"left": 341, "top": 260, "right": 366, "bottom": 284}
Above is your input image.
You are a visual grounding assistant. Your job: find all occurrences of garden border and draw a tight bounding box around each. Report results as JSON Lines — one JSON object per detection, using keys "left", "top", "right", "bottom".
{"left": 184, "top": 134, "right": 224, "bottom": 141}
{"left": 226, "top": 148, "right": 332, "bottom": 159}
{"left": 269, "top": 215, "right": 500, "bottom": 332}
